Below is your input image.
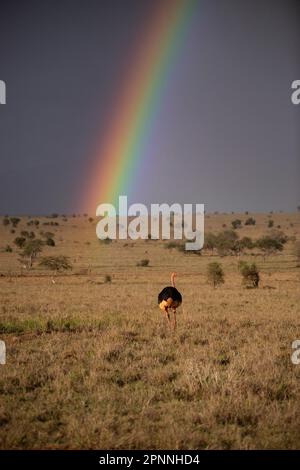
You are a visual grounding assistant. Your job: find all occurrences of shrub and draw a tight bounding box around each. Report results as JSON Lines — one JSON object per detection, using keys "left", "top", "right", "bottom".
{"left": 10, "top": 217, "right": 21, "bottom": 227}
{"left": 237, "top": 260, "right": 248, "bottom": 272}
{"left": 255, "top": 230, "right": 287, "bottom": 256}
{"left": 40, "top": 231, "right": 54, "bottom": 239}
{"left": 5, "top": 245, "right": 12, "bottom": 252}
{"left": 3, "top": 218, "right": 10, "bottom": 226}
{"left": 245, "top": 217, "right": 256, "bottom": 226}
{"left": 42, "top": 221, "right": 59, "bottom": 226}
{"left": 165, "top": 241, "right": 181, "bottom": 249}
{"left": 14, "top": 236, "right": 26, "bottom": 248}
{"left": 27, "top": 219, "right": 39, "bottom": 226}
{"left": 99, "top": 237, "right": 112, "bottom": 245}
{"left": 137, "top": 259, "right": 149, "bottom": 267}
{"left": 46, "top": 238, "right": 55, "bottom": 247}
{"left": 215, "top": 230, "right": 239, "bottom": 256}
{"left": 268, "top": 229, "right": 288, "bottom": 244}
{"left": 204, "top": 232, "right": 218, "bottom": 254}
{"left": 20, "top": 230, "right": 35, "bottom": 239}
{"left": 255, "top": 236, "right": 283, "bottom": 256}
{"left": 21, "top": 230, "right": 30, "bottom": 238}
{"left": 231, "top": 219, "right": 242, "bottom": 229}
{"left": 88, "top": 217, "right": 94, "bottom": 223}
{"left": 239, "top": 236, "right": 254, "bottom": 250}
{"left": 240, "top": 262, "right": 260, "bottom": 288}
{"left": 268, "top": 220, "right": 274, "bottom": 228}
{"left": 207, "top": 262, "right": 224, "bottom": 288}
{"left": 39, "top": 255, "right": 72, "bottom": 271}
{"left": 104, "top": 274, "right": 112, "bottom": 283}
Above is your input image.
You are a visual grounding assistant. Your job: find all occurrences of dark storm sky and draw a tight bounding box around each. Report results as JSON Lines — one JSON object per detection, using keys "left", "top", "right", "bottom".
{"left": 0, "top": 0, "right": 299, "bottom": 215}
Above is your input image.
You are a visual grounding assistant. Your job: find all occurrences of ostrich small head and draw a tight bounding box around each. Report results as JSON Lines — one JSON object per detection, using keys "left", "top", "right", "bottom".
{"left": 171, "top": 272, "right": 177, "bottom": 287}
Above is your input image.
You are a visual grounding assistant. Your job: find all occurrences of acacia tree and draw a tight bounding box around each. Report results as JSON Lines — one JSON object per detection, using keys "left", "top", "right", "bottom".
{"left": 20, "top": 239, "right": 44, "bottom": 268}
{"left": 255, "top": 231, "right": 287, "bottom": 259}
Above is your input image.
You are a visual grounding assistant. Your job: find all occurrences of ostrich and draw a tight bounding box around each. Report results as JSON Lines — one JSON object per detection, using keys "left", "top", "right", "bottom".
{"left": 158, "top": 272, "right": 182, "bottom": 330}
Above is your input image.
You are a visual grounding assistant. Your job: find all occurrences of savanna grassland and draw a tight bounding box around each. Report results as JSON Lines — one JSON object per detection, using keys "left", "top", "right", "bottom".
{"left": 0, "top": 212, "right": 299, "bottom": 449}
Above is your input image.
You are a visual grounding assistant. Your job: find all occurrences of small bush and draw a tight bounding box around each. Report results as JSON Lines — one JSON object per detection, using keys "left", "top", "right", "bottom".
{"left": 237, "top": 260, "right": 248, "bottom": 272}
{"left": 215, "top": 230, "right": 239, "bottom": 256}
{"left": 240, "top": 262, "right": 260, "bottom": 288}
{"left": 46, "top": 238, "right": 55, "bottom": 247}
{"left": 268, "top": 220, "right": 274, "bottom": 228}
{"left": 3, "top": 218, "right": 10, "bottom": 226}
{"left": 207, "top": 262, "right": 224, "bottom": 288}
{"left": 165, "top": 241, "right": 179, "bottom": 249}
{"left": 255, "top": 231, "right": 287, "bottom": 255}
{"left": 21, "top": 230, "right": 30, "bottom": 238}
{"left": 5, "top": 245, "right": 12, "bottom": 253}
{"left": 39, "top": 255, "right": 72, "bottom": 271}
{"left": 104, "top": 274, "right": 112, "bottom": 283}
{"left": 231, "top": 219, "right": 242, "bottom": 229}
{"left": 137, "top": 259, "right": 149, "bottom": 267}
{"left": 239, "top": 236, "right": 254, "bottom": 250}
{"left": 14, "top": 236, "right": 26, "bottom": 248}
{"left": 40, "top": 231, "right": 54, "bottom": 239}
{"left": 27, "top": 219, "right": 39, "bottom": 227}
{"left": 204, "top": 233, "right": 218, "bottom": 253}
{"left": 245, "top": 217, "right": 256, "bottom": 226}
{"left": 99, "top": 237, "right": 112, "bottom": 245}
{"left": 42, "top": 221, "right": 59, "bottom": 226}
{"left": 10, "top": 217, "right": 21, "bottom": 228}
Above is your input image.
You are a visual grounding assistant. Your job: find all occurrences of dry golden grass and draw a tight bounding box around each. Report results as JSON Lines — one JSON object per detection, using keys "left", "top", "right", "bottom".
{"left": 0, "top": 212, "right": 299, "bottom": 449}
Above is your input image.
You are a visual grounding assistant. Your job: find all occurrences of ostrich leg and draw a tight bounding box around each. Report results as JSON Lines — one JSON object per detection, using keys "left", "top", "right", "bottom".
{"left": 164, "top": 308, "right": 171, "bottom": 329}
{"left": 173, "top": 309, "right": 177, "bottom": 331}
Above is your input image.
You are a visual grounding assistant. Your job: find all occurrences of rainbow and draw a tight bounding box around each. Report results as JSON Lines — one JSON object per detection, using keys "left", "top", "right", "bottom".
{"left": 83, "top": 0, "right": 197, "bottom": 213}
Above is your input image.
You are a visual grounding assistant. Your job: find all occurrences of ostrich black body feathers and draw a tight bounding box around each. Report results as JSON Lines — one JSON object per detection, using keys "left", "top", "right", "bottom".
{"left": 158, "top": 286, "right": 182, "bottom": 304}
